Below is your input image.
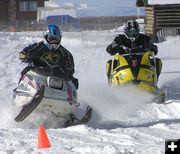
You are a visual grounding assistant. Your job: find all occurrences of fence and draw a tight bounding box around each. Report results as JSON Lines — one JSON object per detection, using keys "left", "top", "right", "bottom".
{"left": 61, "top": 31, "right": 122, "bottom": 48}
{"left": 10, "top": 31, "right": 121, "bottom": 48}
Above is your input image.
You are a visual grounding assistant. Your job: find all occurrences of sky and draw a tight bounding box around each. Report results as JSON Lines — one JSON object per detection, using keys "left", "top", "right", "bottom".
{"left": 51, "top": 0, "right": 137, "bottom": 7}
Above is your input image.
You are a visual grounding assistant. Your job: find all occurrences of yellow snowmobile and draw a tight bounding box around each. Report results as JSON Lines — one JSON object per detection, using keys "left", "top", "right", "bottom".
{"left": 106, "top": 48, "right": 165, "bottom": 103}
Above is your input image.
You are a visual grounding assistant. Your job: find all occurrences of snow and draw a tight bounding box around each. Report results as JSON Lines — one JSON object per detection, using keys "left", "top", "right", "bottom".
{"left": 45, "top": 1, "right": 61, "bottom": 7}
{"left": 62, "top": 3, "right": 74, "bottom": 8}
{"left": 79, "top": 3, "right": 88, "bottom": 9}
{"left": 38, "top": 7, "right": 78, "bottom": 20}
{"left": 149, "top": 0, "right": 180, "bottom": 5}
{"left": 0, "top": 31, "right": 180, "bottom": 153}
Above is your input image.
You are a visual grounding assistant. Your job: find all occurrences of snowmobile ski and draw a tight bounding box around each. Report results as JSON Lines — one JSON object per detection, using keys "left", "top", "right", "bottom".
{"left": 15, "top": 86, "right": 45, "bottom": 122}
{"left": 64, "top": 106, "right": 92, "bottom": 127}
{"left": 153, "top": 89, "right": 166, "bottom": 104}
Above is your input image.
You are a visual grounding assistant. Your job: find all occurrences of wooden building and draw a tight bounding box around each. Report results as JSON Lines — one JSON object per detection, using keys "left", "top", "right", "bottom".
{"left": 0, "top": 0, "right": 48, "bottom": 31}
{"left": 136, "top": 0, "right": 180, "bottom": 42}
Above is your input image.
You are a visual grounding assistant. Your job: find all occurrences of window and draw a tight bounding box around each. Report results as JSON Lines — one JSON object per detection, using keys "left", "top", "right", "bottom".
{"left": 176, "top": 29, "right": 180, "bottom": 35}
{"left": 19, "top": 1, "right": 37, "bottom": 12}
{"left": 19, "top": 1, "right": 28, "bottom": 11}
{"left": 29, "top": 1, "right": 37, "bottom": 11}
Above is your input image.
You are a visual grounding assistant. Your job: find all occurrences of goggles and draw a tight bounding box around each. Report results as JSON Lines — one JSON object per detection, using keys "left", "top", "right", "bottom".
{"left": 47, "top": 36, "right": 61, "bottom": 44}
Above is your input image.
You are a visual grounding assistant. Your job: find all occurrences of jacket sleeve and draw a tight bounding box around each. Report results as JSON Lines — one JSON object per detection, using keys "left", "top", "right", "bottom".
{"left": 67, "top": 51, "right": 75, "bottom": 76}
{"left": 61, "top": 46, "right": 75, "bottom": 77}
{"left": 143, "top": 35, "right": 158, "bottom": 55}
{"left": 106, "top": 35, "right": 124, "bottom": 55}
{"left": 149, "top": 41, "right": 158, "bottom": 55}
{"left": 19, "top": 43, "right": 38, "bottom": 63}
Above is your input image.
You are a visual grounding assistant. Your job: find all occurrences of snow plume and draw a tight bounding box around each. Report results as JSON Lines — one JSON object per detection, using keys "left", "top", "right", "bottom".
{"left": 0, "top": 99, "right": 15, "bottom": 128}
{"left": 78, "top": 71, "right": 154, "bottom": 129}
{"left": 73, "top": 45, "right": 157, "bottom": 129}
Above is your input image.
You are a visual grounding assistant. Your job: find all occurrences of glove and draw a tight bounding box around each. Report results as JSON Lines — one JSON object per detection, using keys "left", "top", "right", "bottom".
{"left": 108, "top": 43, "right": 120, "bottom": 55}
{"left": 19, "top": 52, "right": 30, "bottom": 63}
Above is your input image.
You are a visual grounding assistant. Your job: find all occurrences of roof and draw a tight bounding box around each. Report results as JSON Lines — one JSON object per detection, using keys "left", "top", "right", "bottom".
{"left": 136, "top": 0, "right": 180, "bottom": 7}
{"left": 149, "top": 0, "right": 180, "bottom": 5}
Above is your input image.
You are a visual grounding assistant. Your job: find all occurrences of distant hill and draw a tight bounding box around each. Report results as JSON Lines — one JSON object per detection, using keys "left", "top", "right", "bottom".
{"left": 45, "top": 1, "right": 145, "bottom": 18}
{"left": 77, "top": 7, "right": 145, "bottom": 17}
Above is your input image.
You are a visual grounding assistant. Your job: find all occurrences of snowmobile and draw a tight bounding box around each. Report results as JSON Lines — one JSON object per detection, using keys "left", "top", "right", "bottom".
{"left": 106, "top": 47, "right": 165, "bottom": 103}
{"left": 13, "top": 57, "right": 92, "bottom": 127}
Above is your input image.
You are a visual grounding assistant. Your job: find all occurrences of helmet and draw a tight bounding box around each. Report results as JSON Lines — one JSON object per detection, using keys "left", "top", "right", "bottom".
{"left": 44, "top": 24, "right": 62, "bottom": 50}
{"left": 123, "top": 20, "right": 140, "bottom": 40}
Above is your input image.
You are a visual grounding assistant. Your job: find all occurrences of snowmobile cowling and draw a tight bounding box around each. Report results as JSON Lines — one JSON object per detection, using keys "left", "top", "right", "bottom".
{"left": 106, "top": 50, "right": 165, "bottom": 103}
{"left": 13, "top": 68, "right": 92, "bottom": 126}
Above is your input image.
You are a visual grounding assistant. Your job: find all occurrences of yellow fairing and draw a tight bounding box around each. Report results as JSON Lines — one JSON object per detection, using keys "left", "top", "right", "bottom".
{"left": 112, "top": 69, "right": 134, "bottom": 85}
{"left": 110, "top": 54, "right": 134, "bottom": 86}
{"left": 137, "top": 52, "right": 157, "bottom": 84}
{"left": 107, "top": 51, "right": 158, "bottom": 93}
{"left": 137, "top": 82, "right": 157, "bottom": 92}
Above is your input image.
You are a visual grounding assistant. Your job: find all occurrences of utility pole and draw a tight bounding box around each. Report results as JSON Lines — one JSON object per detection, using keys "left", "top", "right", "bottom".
{"left": 137, "top": 7, "right": 140, "bottom": 19}
{"left": 9, "top": 0, "right": 17, "bottom": 31}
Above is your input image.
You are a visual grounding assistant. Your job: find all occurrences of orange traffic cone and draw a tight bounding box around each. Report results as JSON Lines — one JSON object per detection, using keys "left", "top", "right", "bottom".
{"left": 38, "top": 126, "right": 51, "bottom": 149}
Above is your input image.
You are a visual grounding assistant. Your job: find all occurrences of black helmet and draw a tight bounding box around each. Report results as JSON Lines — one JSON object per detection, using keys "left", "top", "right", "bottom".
{"left": 123, "top": 20, "right": 140, "bottom": 40}
{"left": 44, "top": 24, "right": 62, "bottom": 49}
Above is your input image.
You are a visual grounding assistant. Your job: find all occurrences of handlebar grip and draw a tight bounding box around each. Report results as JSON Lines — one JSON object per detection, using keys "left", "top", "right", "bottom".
{"left": 19, "top": 53, "right": 29, "bottom": 59}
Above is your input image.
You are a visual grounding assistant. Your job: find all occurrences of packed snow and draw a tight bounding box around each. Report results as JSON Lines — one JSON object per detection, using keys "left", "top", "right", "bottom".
{"left": 0, "top": 30, "right": 180, "bottom": 154}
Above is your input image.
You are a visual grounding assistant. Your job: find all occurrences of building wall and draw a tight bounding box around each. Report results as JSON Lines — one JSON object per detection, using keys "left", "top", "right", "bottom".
{"left": 144, "top": 4, "right": 180, "bottom": 42}
{"left": 136, "top": 1, "right": 180, "bottom": 41}
{"left": 0, "top": 1, "right": 9, "bottom": 22}
{"left": 38, "top": 0, "right": 46, "bottom": 7}
{"left": 16, "top": 0, "right": 46, "bottom": 21}
{"left": 144, "top": 6, "right": 155, "bottom": 36}
{"left": 0, "top": 0, "right": 48, "bottom": 31}
{"left": 0, "top": 0, "right": 47, "bottom": 22}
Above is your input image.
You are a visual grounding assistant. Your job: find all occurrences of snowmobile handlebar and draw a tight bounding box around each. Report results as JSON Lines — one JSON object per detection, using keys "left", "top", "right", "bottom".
{"left": 31, "top": 67, "right": 72, "bottom": 80}
{"left": 24, "top": 54, "right": 68, "bottom": 79}
{"left": 117, "top": 46, "right": 154, "bottom": 56}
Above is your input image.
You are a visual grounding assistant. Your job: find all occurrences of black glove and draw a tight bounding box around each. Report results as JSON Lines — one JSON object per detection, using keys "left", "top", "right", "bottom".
{"left": 106, "top": 42, "right": 121, "bottom": 55}
{"left": 19, "top": 52, "right": 30, "bottom": 63}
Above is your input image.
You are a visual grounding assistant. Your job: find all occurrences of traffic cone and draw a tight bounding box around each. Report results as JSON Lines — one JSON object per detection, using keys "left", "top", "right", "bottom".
{"left": 37, "top": 126, "right": 51, "bottom": 149}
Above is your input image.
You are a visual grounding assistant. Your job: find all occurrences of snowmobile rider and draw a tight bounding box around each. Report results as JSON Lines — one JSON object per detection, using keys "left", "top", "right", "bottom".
{"left": 18, "top": 24, "right": 78, "bottom": 89}
{"left": 106, "top": 19, "right": 162, "bottom": 79}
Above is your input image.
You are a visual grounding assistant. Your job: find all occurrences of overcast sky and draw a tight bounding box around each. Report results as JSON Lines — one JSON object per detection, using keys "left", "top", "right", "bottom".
{"left": 51, "top": 0, "right": 137, "bottom": 7}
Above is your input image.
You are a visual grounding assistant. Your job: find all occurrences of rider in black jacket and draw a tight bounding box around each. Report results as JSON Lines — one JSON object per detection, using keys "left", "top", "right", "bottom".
{"left": 19, "top": 24, "right": 78, "bottom": 88}
{"left": 106, "top": 20, "right": 162, "bottom": 79}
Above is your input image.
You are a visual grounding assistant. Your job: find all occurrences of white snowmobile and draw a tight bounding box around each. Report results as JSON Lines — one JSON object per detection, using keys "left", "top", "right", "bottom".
{"left": 13, "top": 58, "right": 92, "bottom": 127}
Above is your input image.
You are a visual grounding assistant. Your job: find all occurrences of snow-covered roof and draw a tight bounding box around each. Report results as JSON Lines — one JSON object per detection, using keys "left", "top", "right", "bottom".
{"left": 45, "top": 1, "right": 61, "bottom": 7}
{"left": 37, "top": 7, "right": 78, "bottom": 21}
{"left": 136, "top": 0, "right": 180, "bottom": 7}
{"left": 148, "top": 0, "right": 180, "bottom": 5}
